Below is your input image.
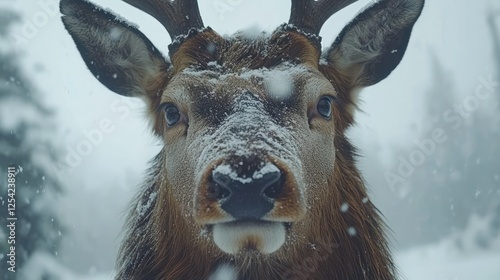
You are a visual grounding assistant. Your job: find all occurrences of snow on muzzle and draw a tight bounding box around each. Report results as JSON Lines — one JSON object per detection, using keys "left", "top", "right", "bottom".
{"left": 189, "top": 94, "right": 306, "bottom": 253}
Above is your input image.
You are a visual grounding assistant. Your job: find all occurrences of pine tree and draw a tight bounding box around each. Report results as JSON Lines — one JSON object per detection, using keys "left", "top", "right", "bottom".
{"left": 0, "top": 10, "right": 64, "bottom": 280}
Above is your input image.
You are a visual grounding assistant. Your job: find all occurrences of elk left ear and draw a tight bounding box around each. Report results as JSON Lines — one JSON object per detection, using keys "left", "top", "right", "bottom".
{"left": 326, "top": 0, "right": 424, "bottom": 88}
{"left": 60, "top": 0, "right": 170, "bottom": 98}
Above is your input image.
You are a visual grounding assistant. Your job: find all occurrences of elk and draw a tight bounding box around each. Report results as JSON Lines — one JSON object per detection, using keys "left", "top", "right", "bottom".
{"left": 60, "top": 0, "right": 424, "bottom": 279}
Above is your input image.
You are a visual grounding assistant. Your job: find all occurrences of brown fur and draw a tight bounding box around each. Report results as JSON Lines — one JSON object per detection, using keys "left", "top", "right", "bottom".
{"left": 116, "top": 30, "right": 396, "bottom": 280}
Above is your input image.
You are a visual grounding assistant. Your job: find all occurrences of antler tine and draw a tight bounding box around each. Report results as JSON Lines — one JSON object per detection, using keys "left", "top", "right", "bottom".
{"left": 122, "top": 0, "right": 204, "bottom": 41}
{"left": 289, "top": 0, "right": 358, "bottom": 36}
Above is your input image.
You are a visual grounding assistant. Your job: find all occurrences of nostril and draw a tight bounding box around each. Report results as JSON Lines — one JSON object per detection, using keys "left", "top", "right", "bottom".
{"left": 262, "top": 174, "right": 284, "bottom": 200}
{"left": 215, "top": 182, "right": 231, "bottom": 200}
{"left": 208, "top": 173, "right": 232, "bottom": 201}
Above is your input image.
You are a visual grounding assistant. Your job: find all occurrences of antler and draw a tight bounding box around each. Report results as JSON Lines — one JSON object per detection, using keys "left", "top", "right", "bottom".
{"left": 122, "top": 0, "right": 204, "bottom": 41}
{"left": 289, "top": 0, "right": 358, "bottom": 36}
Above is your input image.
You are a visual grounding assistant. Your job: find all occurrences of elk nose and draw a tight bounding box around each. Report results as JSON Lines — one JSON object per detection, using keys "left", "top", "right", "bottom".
{"left": 210, "top": 164, "right": 284, "bottom": 220}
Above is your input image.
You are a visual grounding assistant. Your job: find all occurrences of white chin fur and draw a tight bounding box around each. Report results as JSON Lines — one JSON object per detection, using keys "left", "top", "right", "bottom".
{"left": 213, "top": 222, "right": 286, "bottom": 254}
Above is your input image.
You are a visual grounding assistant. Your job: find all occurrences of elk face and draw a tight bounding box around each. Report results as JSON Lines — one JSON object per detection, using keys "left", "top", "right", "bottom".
{"left": 61, "top": 0, "right": 424, "bottom": 256}
{"left": 161, "top": 64, "right": 339, "bottom": 254}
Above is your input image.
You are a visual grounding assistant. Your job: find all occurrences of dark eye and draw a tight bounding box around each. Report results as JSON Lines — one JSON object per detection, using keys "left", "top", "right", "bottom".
{"left": 164, "top": 104, "right": 181, "bottom": 127}
{"left": 317, "top": 96, "right": 333, "bottom": 119}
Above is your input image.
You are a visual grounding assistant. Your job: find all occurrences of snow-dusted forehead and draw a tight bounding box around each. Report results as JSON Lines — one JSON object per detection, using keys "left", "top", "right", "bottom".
{"left": 188, "top": 91, "right": 304, "bottom": 189}
{"left": 162, "top": 62, "right": 336, "bottom": 106}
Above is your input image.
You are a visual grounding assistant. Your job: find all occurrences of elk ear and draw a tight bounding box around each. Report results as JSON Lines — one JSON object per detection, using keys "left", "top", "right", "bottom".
{"left": 60, "top": 0, "right": 170, "bottom": 97}
{"left": 326, "top": 0, "right": 424, "bottom": 88}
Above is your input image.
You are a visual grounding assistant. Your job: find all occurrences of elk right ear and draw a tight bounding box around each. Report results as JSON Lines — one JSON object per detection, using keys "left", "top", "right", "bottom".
{"left": 60, "top": 0, "right": 170, "bottom": 97}
{"left": 325, "top": 0, "right": 424, "bottom": 89}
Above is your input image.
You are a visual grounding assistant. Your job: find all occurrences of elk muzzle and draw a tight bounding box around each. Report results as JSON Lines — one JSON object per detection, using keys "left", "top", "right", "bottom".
{"left": 191, "top": 94, "right": 306, "bottom": 254}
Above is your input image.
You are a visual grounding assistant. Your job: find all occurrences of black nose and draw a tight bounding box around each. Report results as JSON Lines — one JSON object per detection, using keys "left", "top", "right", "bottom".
{"left": 209, "top": 164, "right": 284, "bottom": 220}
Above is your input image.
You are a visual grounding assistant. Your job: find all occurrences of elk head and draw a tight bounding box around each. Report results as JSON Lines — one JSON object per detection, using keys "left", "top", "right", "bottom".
{"left": 60, "top": 0, "right": 424, "bottom": 276}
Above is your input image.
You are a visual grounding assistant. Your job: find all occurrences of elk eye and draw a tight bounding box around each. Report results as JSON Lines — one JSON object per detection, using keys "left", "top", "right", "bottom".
{"left": 317, "top": 96, "right": 333, "bottom": 119}
{"left": 164, "top": 104, "right": 181, "bottom": 127}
